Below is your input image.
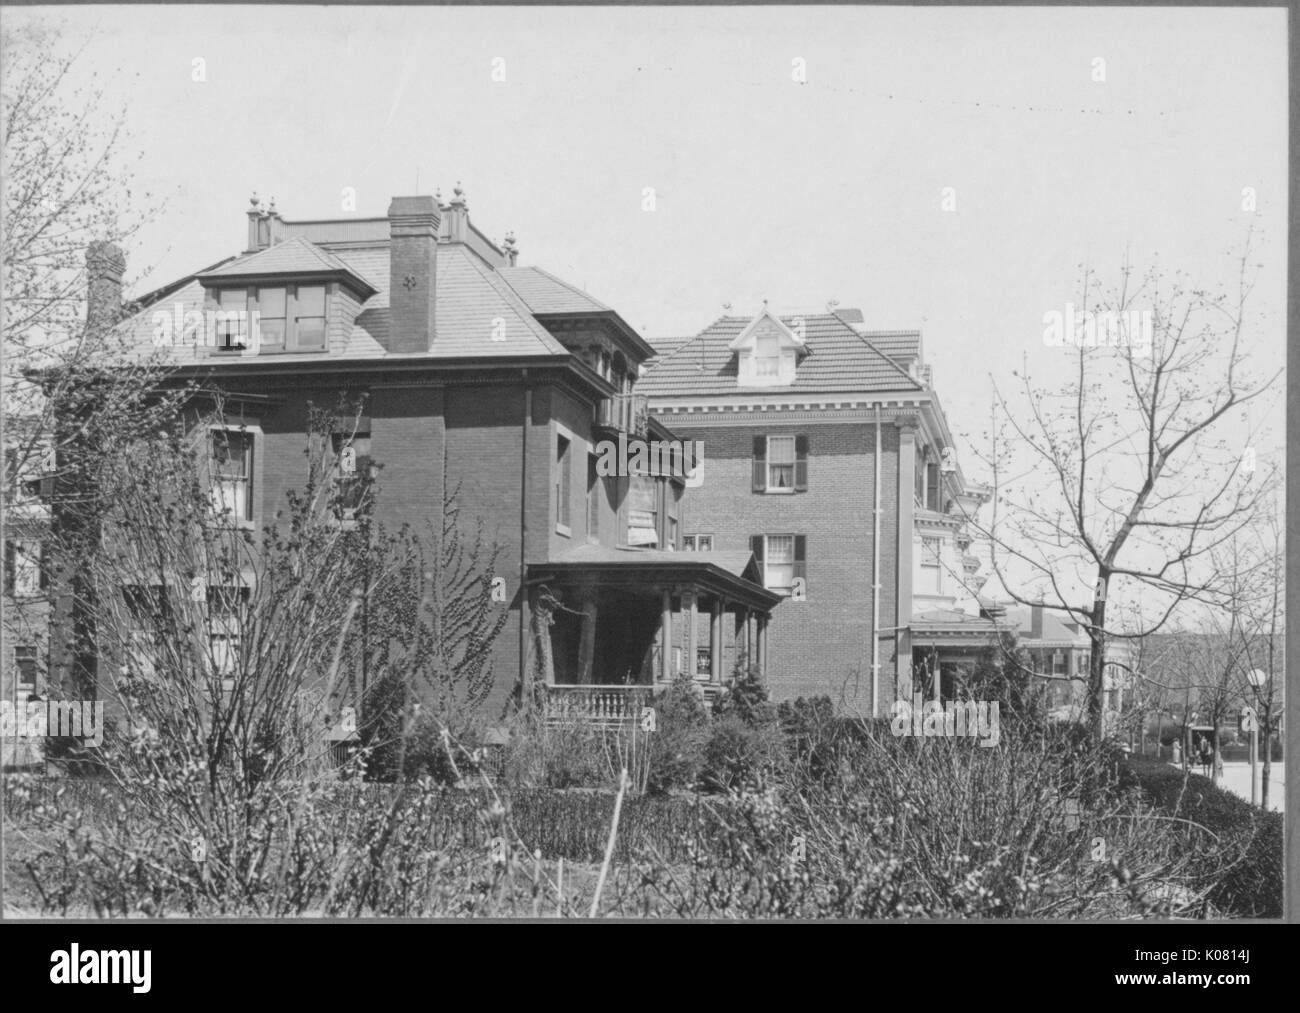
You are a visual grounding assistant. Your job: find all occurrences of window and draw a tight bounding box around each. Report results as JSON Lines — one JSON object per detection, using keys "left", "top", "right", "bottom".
{"left": 683, "top": 534, "right": 713, "bottom": 552}
{"left": 14, "top": 646, "right": 37, "bottom": 693}
{"left": 208, "top": 586, "right": 249, "bottom": 693}
{"left": 921, "top": 536, "right": 942, "bottom": 593}
{"left": 555, "top": 435, "right": 571, "bottom": 533}
{"left": 768, "top": 436, "right": 795, "bottom": 490}
{"left": 586, "top": 454, "right": 600, "bottom": 539}
{"left": 216, "top": 288, "right": 250, "bottom": 351}
{"left": 666, "top": 487, "right": 680, "bottom": 549}
{"left": 210, "top": 430, "right": 254, "bottom": 523}
{"left": 626, "top": 472, "right": 658, "bottom": 546}
{"left": 754, "top": 331, "right": 781, "bottom": 378}
{"left": 331, "top": 432, "right": 373, "bottom": 524}
{"left": 752, "top": 435, "right": 808, "bottom": 493}
{"left": 3, "top": 540, "right": 43, "bottom": 597}
{"left": 257, "top": 286, "right": 286, "bottom": 349}
{"left": 751, "top": 534, "right": 806, "bottom": 594}
{"left": 122, "top": 585, "right": 170, "bottom": 680}
{"left": 212, "top": 283, "right": 328, "bottom": 353}
{"left": 293, "top": 285, "right": 327, "bottom": 350}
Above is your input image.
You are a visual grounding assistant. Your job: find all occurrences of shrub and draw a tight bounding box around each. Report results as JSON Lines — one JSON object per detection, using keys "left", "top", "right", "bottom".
{"left": 702, "top": 714, "right": 787, "bottom": 792}
{"left": 645, "top": 675, "right": 709, "bottom": 794}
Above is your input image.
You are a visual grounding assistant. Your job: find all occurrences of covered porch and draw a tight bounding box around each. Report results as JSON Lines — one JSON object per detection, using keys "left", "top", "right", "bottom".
{"left": 528, "top": 545, "right": 780, "bottom": 722}
{"left": 907, "top": 608, "right": 1004, "bottom": 704}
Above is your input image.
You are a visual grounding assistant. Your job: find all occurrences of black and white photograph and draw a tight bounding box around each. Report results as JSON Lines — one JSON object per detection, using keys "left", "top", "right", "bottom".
{"left": 0, "top": 0, "right": 1291, "bottom": 954}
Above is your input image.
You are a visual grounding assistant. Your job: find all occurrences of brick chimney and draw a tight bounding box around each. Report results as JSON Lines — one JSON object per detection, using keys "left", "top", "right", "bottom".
{"left": 86, "top": 241, "right": 126, "bottom": 334}
{"left": 387, "top": 195, "right": 439, "bottom": 353}
{"left": 1030, "top": 602, "right": 1044, "bottom": 639}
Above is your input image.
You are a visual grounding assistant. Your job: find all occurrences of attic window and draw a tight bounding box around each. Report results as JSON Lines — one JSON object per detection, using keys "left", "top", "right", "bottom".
{"left": 754, "top": 332, "right": 781, "bottom": 378}
{"left": 732, "top": 313, "right": 802, "bottom": 387}
{"left": 211, "top": 282, "right": 329, "bottom": 354}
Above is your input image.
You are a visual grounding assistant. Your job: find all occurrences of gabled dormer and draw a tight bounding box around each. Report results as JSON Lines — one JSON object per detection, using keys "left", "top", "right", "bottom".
{"left": 729, "top": 307, "right": 806, "bottom": 387}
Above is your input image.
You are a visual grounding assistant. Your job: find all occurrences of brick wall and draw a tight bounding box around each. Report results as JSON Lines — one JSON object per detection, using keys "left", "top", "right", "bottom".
{"left": 665, "top": 417, "right": 901, "bottom": 714}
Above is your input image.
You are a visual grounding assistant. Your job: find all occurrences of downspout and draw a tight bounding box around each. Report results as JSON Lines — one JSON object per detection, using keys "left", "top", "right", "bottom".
{"left": 519, "top": 373, "right": 531, "bottom": 704}
{"left": 872, "top": 404, "right": 882, "bottom": 717}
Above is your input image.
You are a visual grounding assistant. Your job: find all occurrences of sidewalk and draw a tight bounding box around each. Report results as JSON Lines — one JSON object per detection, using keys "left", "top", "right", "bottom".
{"left": 1175, "top": 760, "right": 1285, "bottom": 813}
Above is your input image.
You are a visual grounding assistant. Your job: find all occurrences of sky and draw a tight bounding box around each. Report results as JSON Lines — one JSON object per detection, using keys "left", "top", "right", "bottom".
{"left": 2, "top": 3, "right": 1288, "bottom": 608}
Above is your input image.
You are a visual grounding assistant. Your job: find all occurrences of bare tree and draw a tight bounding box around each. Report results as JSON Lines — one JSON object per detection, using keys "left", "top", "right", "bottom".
{"left": 970, "top": 237, "right": 1281, "bottom": 741}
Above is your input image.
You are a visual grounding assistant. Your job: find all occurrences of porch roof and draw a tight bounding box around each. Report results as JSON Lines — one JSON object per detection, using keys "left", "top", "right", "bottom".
{"left": 910, "top": 608, "right": 1004, "bottom": 646}
{"left": 530, "top": 544, "right": 780, "bottom": 612}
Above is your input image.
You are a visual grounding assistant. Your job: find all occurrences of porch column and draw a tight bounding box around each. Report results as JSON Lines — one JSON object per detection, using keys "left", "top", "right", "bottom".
{"left": 710, "top": 598, "right": 723, "bottom": 682}
{"left": 660, "top": 587, "right": 673, "bottom": 684}
{"left": 757, "top": 614, "right": 768, "bottom": 680}
{"left": 743, "top": 607, "right": 752, "bottom": 671}
{"left": 577, "top": 590, "right": 597, "bottom": 685}
{"left": 685, "top": 590, "right": 698, "bottom": 680}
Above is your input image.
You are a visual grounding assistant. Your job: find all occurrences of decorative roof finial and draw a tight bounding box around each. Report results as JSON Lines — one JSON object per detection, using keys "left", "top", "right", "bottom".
{"left": 503, "top": 231, "right": 517, "bottom": 250}
{"left": 249, "top": 191, "right": 260, "bottom": 209}
{"left": 451, "top": 182, "right": 466, "bottom": 208}
{"left": 268, "top": 196, "right": 278, "bottom": 216}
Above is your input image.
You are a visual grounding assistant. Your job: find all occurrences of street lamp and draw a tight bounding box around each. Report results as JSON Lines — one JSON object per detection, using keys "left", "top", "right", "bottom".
{"left": 1245, "top": 669, "right": 1268, "bottom": 807}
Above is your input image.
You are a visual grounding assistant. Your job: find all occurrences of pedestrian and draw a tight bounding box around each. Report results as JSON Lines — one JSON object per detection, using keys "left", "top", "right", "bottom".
{"left": 1197, "top": 734, "right": 1213, "bottom": 777}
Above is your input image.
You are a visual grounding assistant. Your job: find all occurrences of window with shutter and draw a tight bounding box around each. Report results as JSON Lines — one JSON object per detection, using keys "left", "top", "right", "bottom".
{"left": 794, "top": 435, "right": 809, "bottom": 491}
{"left": 767, "top": 436, "right": 796, "bottom": 490}
{"left": 752, "top": 437, "right": 766, "bottom": 492}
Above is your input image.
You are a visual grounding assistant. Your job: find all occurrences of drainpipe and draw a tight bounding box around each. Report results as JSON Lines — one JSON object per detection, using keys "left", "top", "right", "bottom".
{"left": 871, "top": 404, "right": 882, "bottom": 717}
{"left": 519, "top": 373, "right": 531, "bottom": 703}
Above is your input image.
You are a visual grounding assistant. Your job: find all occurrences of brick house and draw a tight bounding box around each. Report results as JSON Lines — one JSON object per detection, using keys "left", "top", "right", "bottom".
{"left": 1001, "top": 602, "right": 1136, "bottom": 720}
{"left": 638, "top": 306, "right": 995, "bottom": 716}
{"left": 59, "top": 188, "right": 778, "bottom": 732}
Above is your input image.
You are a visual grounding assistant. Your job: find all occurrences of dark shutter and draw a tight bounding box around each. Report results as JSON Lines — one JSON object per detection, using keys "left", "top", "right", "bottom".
{"left": 794, "top": 535, "right": 807, "bottom": 581}
{"left": 794, "top": 435, "right": 809, "bottom": 491}
{"left": 3, "top": 542, "right": 13, "bottom": 595}
{"left": 750, "top": 535, "right": 764, "bottom": 563}
{"left": 752, "top": 436, "right": 766, "bottom": 492}
{"left": 926, "top": 462, "right": 939, "bottom": 511}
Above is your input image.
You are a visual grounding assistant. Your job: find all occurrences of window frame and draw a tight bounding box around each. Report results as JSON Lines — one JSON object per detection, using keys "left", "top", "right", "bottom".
{"left": 209, "top": 281, "right": 331, "bottom": 355}
{"left": 555, "top": 429, "right": 572, "bottom": 536}
{"left": 752, "top": 533, "right": 806, "bottom": 595}
{"left": 206, "top": 424, "right": 261, "bottom": 529}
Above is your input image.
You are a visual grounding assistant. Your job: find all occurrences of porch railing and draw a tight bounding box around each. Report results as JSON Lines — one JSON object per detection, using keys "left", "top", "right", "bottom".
{"left": 545, "top": 684, "right": 651, "bottom": 726}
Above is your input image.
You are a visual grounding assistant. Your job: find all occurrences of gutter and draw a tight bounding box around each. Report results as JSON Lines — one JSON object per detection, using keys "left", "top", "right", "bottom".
{"left": 519, "top": 373, "right": 531, "bottom": 701}
{"left": 872, "top": 403, "right": 882, "bottom": 716}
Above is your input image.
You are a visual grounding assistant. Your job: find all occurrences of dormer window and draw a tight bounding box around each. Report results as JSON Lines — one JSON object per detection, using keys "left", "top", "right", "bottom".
{"left": 754, "top": 332, "right": 781, "bottom": 378}
{"left": 196, "top": 235, "right": 376, "bottom": 357}
{"left": 730, "top": 308, "right": 805, "bottom": 388}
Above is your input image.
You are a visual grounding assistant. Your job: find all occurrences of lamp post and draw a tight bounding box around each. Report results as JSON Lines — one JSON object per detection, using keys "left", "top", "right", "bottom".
{"left": 1245, "top": 669, "right": 1268, "bottom": 807}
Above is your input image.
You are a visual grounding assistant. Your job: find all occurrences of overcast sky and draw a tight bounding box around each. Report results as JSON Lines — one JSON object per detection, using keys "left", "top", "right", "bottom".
{"left": 4, "top": 4, "right": 1288, "bottom": 565}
